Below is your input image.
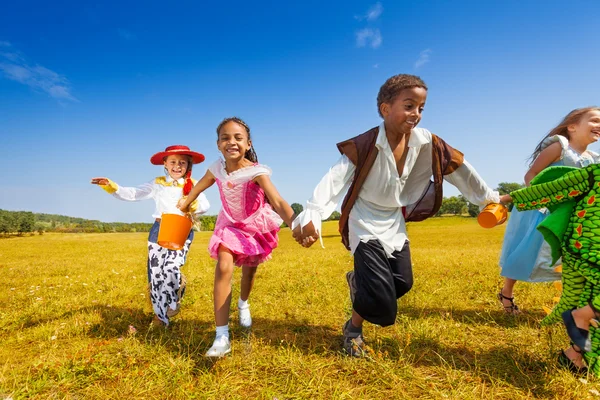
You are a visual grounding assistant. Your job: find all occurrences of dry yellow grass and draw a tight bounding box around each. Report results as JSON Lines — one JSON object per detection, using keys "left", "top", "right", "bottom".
{"left": 1, "top": 218, "right": 598, "bottom": 399}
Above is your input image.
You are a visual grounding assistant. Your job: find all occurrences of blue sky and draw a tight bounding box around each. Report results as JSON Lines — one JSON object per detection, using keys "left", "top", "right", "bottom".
{"left": 1, "top": 1, "right": 598, "bottom": 222}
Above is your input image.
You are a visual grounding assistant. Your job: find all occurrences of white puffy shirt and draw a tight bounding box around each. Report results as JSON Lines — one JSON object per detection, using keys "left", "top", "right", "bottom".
{"left": 292, "top": 123, "right": 500, "bottom": 257}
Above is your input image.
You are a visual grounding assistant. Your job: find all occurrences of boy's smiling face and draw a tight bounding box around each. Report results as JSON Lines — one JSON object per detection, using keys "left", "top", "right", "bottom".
{"left": 380, "top": 87, "right": 427, "bottom": 135}
{"left": 163, "top": 155, "right": 190, "bottom": 180}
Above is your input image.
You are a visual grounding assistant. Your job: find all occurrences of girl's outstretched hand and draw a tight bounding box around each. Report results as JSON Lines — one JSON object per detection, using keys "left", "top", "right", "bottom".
{"left": 90, "top": 177, "right": 109, "bottom": 185}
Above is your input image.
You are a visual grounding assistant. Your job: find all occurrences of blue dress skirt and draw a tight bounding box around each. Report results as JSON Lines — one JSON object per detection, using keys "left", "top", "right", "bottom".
{"left": 499, "top": 207, "right": 560, "bottom": 282}
{"left": 499, "top": 135, "right": 599, "bottom": 282}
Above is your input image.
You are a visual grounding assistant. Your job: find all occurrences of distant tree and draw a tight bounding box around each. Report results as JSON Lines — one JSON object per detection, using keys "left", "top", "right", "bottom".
{"left": 291, "top": 203, "right": 303, "bottom": 216}
{"left": 457, "top": 195, "right": 480, "bottom": 217}
{"left": 327, "top": 211, "right": 341, "bottom": 221}
{"left": 496, "top": 182, "right": 525, "bottom": 211}
{"left": 17, "top": 212, "right": 35, "bottom": 234}
{"left": 467, "top": 202, "right": 480, "bottom": 217}
{"left": 198, "top": 215, "right": 217, "bottom": 231}
{"left": 439, "top": 196, "right": 468, "bottom": 215}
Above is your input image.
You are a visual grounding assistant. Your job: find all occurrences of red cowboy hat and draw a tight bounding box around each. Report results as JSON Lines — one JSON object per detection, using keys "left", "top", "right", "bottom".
{"left": 150, "top": 145, "right": 205, "bottom": 165}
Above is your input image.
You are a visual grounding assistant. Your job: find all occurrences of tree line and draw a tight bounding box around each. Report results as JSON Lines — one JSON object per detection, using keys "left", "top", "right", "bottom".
{"left": 1, "top": 183, "right": 522, "bottom": 235}
{"left": 0, "top": 209, "right": 220, "bottom": 235}
{"left": 436, "top": 182, "right": 524, "bottom": 217}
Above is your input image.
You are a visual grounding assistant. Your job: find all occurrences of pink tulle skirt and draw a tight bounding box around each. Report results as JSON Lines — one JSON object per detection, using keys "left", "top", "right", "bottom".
{"left": 208, "top": 207, "right": 281, "bottom": 267}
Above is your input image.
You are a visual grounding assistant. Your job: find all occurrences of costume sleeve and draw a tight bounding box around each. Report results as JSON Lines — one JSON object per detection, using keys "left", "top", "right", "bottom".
{"left": 512, "top": 166, "right": 595, "bottom": 211}
{"left": 251, "top": 164, "right": 272, "bottom": 179}
{"left": 107, "top": 180, "right": 156, "bottom": 201}
{"left": 540, "top": 135, "right": 568, "bottom": 161}
{"left": 291, "top": 155, "right": 355, "bottom": 239}
{"left": 444, "top": 160, "right": 500, "bottom": 206}
{"left": 189, "top": 193, "right": 210, "bottom": 215}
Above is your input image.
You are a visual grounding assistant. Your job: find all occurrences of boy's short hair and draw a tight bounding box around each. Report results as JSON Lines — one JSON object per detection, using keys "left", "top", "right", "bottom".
{"left": 377, "top": 74, "right": 428, "bottom": 118}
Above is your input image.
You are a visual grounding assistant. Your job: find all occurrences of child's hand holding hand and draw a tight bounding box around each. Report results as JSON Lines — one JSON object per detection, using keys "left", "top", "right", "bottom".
{"left": 292, "top": 221, "right": 319, "bottom": 248}
{"left": 500, "top": 194, "right": 512, "bottom": 204}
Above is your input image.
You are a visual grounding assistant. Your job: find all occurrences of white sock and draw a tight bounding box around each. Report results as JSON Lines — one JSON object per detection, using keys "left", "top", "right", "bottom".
{"left": 238, "top": 298, "right": 249, "bottom": 309}
{"left": 215, "top": 325, "right": 229, "bottom": 341}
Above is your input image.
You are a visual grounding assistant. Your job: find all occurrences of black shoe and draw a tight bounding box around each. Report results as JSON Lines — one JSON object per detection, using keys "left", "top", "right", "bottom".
{"left": 557, "top": 347, "right": 587, "bottom": 375}
{"left": 342, "top": 319, "right": 368, "bottom": 357}
{"left": 562, "top": 309, "right": 591, "bottom": 352}
{"left": 497, "top": 291, "right": 520, "bottom": 315}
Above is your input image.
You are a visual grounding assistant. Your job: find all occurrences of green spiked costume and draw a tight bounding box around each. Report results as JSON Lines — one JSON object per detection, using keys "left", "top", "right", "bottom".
{"left": 511, "top": 163, "right": 600, "bottom": 375}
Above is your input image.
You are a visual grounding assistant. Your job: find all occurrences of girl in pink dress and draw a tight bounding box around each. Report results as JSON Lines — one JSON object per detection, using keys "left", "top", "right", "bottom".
{"left": 179, "top": 117, "right": 295, "bottom": 357}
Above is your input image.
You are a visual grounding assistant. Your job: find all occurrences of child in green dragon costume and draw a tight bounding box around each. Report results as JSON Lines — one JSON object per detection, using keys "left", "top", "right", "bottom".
{"left": 510, "top": 158, "right": 600, "bottom": 375}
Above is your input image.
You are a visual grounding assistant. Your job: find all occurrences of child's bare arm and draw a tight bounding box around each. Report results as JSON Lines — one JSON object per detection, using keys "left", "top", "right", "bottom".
{"left": 524, "top": 142, "right": 562, "bottom": 186}
{"left": 254, "top": 175, "right": 295, "bottom": 227}
{"left": 178, "top": 170, "right": 215, "bottom": 211}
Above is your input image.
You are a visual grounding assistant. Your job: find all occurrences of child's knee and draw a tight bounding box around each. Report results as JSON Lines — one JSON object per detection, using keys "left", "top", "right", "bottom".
{"left": 216, "top": 260, "right": 234, "bottom": 277}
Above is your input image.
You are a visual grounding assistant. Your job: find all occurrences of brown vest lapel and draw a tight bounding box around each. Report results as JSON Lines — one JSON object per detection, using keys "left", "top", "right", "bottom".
{"left": 403, "top": 134, "right": 464, "bottom": 221}
{"left": 337, "top": 127, "right": 379, "bottom": 250}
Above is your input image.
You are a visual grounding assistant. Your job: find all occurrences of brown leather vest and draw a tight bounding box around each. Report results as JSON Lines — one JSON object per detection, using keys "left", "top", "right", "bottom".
{"left": 336, "top": 126, "right": 464, "bottom": 250}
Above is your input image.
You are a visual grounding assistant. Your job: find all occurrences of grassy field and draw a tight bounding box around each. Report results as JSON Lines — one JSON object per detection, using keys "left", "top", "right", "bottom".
{"left": 1, "top": 217, "right": 598, "bottom": 399}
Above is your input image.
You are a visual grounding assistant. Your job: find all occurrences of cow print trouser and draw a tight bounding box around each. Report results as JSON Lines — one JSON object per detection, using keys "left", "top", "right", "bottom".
{"left": 147, "top": 221, "right": 194, "bottom": 325}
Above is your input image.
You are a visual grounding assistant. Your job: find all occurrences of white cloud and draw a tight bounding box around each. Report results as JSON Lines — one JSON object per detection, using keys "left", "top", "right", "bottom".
{"left": 355, "top": 2, "right": 383, "bottom": 21}
{"left": 118, "top": 29, "right": 136, "bottom": 41}
{"left": 356, "top": 28, "right": 382, "bottom": 49}
{"left": 414, "top": 49, "right": 432, "bottom": 68}
{"left": 0, "top": 42, "right": 78, "bottom": 102}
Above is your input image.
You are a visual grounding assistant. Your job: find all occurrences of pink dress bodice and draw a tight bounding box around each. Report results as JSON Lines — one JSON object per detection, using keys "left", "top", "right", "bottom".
{"left": 207, "top": 159, "right": 283, "bottom": 267}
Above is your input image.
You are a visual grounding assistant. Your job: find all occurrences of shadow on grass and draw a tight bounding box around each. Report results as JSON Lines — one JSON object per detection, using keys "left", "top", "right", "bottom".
{"left": 377, "top": 335, "right": 555, "bottom": 398}
{"left": 398, "top": 304, "right": 548, "bottom": 328}
{"left": 248, "top": 317, "right": 342, "bottom": 354}
{"left": 7, "top": 303, "right": 564, "bottom": 392}
{"left": 12, "top": 304, "right": 214, "bottom": 341}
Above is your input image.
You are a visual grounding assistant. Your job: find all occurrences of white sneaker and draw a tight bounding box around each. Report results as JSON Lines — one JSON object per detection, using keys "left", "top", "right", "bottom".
{"left": 239, "top": 304, "right": 252, "bottom": 328}
{"left": 205, "top": 336, "right": 231, "bottom": 357}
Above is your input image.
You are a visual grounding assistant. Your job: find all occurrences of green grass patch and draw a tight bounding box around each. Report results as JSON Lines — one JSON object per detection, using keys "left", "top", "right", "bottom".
{"left": 0, "top": 218, "right": 597, "bottom": 399}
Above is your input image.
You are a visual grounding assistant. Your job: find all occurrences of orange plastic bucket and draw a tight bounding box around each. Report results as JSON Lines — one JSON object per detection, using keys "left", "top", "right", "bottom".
{"left": 477, "top": 203, "right": 508, "bottom": 229}
{"left": 157, "top": 213, "right": 193, "bottom": 250}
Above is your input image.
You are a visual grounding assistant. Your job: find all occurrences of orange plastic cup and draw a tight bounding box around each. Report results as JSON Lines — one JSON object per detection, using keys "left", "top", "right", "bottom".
{"left": 157, "top": 213, "right": 193, "bottom": 250}
{"left": 477, "top": 203, "right": 508, "bottom": 229}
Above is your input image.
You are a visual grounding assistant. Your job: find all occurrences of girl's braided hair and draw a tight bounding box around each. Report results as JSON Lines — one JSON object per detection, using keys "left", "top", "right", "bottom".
{"left": 528, "top": 106, "right": 600, "bottom": 166}
{"left": 216, "top": 117, "right": 258, "bottom": 163}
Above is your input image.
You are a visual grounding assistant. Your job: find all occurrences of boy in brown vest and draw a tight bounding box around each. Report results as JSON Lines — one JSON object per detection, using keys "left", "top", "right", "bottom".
{"left": 292, "top": 74, "right": 510, "bottom": 356}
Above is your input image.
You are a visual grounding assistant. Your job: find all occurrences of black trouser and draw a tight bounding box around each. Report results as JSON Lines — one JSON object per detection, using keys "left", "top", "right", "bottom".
{"left": 353, "top": 239, "right": 413, "bottom": 327}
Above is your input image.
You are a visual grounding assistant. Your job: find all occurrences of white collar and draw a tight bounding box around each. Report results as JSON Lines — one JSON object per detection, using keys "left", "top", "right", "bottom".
{"left": 376, "top": 122, "right": 430, "bottom": 151}
{"left": 165, "top": 176, "right": 185, "bottom": 185}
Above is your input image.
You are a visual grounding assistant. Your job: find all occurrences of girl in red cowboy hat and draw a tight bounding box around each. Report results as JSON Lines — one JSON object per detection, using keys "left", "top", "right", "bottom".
{"left": 178, "top": 117, "right": 296, "bottom": 357}
{"left": 91, "top": 145, "right": 210, "bottom": 327}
